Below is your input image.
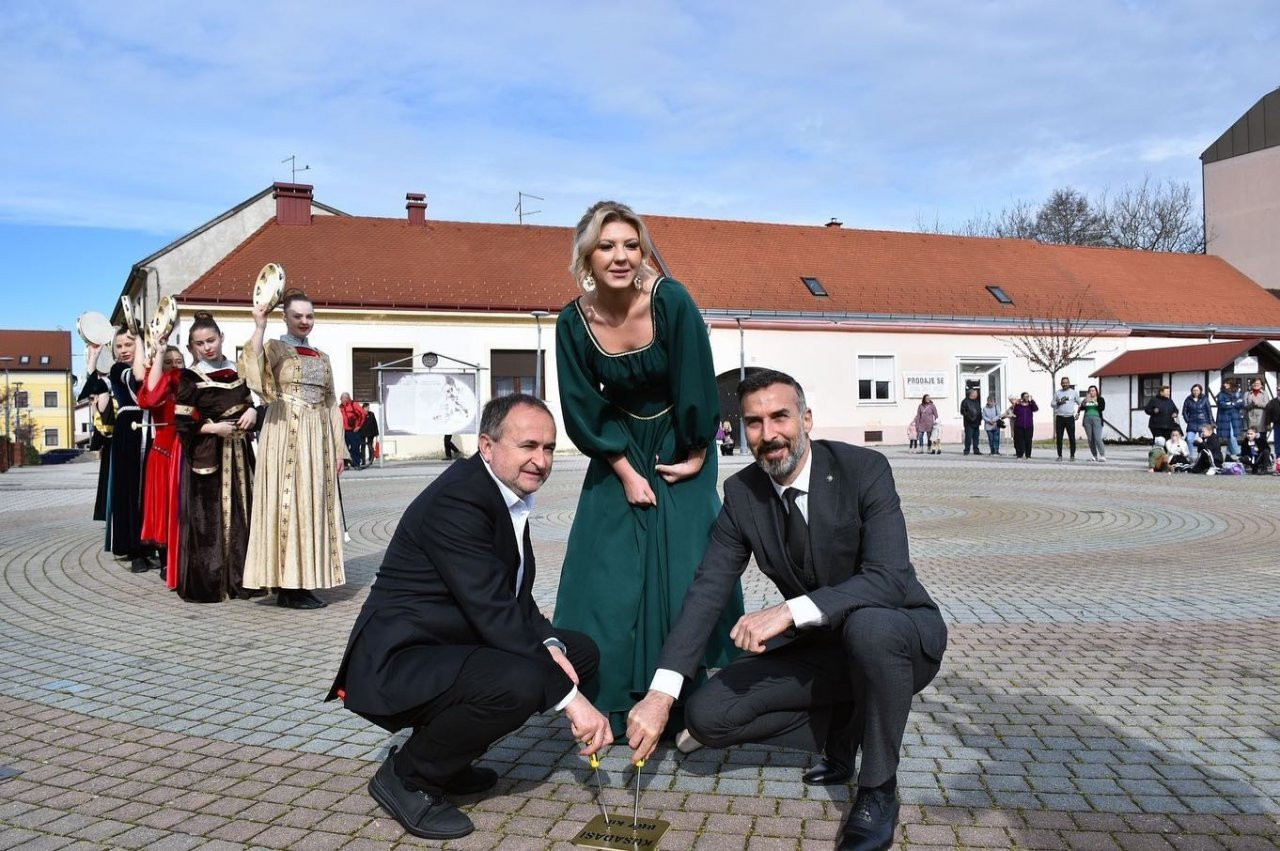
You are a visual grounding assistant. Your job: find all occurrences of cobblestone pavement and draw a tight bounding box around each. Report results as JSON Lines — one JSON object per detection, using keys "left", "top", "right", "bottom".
{"left": 1, "top": 447, "right": 1277, "bottom": 850}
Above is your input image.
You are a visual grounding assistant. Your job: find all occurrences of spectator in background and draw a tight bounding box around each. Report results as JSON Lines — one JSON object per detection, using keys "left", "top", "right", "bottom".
{"left": 1147, "top": 437, "right": 1170, "bottom": 473}
{"left": 1240, "top": 427, "right": 1273, "bottom": 475}
{"left": 960, "top": 387, "right": 984, "bottom": 456}
{"left": 1216, "top": 379, "right": 1243, "bottom": 460}
{"left": 981, "top": 393, "right": 1003, "bottom": 456}
{"left": 1144, "top": 385, "right": 1179, "bottom": 441}
{"left": 1076, "top": 385, "right": 1106, "bottom": 462}
{"left": 1181, "top": 384, "right": 1213, "bottom": 461}
{"left": 1010, "top": 392, "right": 1038, "bottom": 460}
{"left": 912, "top": 395, "right": 939, "bottom": 455}
{"left": 1242, "top": 378, "right": 1270, "bottom": 434}
{"left": 340, "top": 393, "right": 366, "bottom": 470}
{"left": 360, "top": 402, "right": 380, "bottom": 467}
{"left": 1166, "top": 428, "right": 1191, "bottom": 467}
{"left": 1192, "top": 423, "right": 1224, "bottom": 474}
{"left": 1263, "top": 393, "right": 1280, "bottom": 457}
{"left": 1051, "top": 376, "right": 1079, "bottom": 462}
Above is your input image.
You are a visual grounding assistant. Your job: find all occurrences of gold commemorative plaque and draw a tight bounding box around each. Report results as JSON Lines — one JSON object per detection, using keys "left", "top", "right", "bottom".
{"left": 571, "top": 813, "right": 670, "bottom": 850}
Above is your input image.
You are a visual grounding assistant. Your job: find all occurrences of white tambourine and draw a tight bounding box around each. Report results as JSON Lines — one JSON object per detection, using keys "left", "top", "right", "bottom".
{"left": 95, "top": 346, "right": 115, "bottom": 374}
{"left": 252, "top": 263, "right": 286, "bottom": 311}
{"left": 76, "top": 311, "right": 114, "bottom": 346}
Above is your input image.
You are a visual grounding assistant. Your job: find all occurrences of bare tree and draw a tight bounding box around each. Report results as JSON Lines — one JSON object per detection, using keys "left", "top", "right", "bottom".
{"left": 1001, "top": 292, "right": 1103, "bottom": 397}
{"left": 1103, "top": 176, "right": 1205, "bottom": 253}
{"left": 921, "top": 177, "right": 1204, "bottom": 253}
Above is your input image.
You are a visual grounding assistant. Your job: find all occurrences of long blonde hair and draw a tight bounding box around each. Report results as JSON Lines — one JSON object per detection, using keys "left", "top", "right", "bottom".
{"left": 569, "top": 200, "right": 659, "bottom": 287}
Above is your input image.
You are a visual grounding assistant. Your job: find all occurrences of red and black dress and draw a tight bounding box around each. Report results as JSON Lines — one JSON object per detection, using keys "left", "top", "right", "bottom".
{"left": 175, "top": 363, "right": 256, "bottom": 603}
{"left": 137, "top": 370, "right": 183, "bottom": 588}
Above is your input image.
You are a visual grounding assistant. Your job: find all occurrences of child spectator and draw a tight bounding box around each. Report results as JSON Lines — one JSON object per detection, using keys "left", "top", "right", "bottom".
{"left": 1192, "top": 423, "right": 1224, "bottom": 474}
{"left": 1147, "top": 437, "right": 1170, "bottom": 473}
{"left": 907, "top": 420, "right": 919, "bottom": 453}
{"left": 1240, "top": 427, "right": 1273, "bottom": 475}
{"left": 1166, "top": 429, "right": 1191, "bottom": 467}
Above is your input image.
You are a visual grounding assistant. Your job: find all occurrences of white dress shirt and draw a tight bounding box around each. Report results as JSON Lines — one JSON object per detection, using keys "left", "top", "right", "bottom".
{"left": 649, "top": 447, "right": 825, "bottom": 700}
{"left": 482, "top": 458, "right": 577, "bottom": 711}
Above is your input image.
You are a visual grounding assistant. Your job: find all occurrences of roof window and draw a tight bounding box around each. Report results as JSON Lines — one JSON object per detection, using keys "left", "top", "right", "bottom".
{"left": 19, "top": 355, "right": 30, "bottom": 364}
{"left": 986, "top": 285, "right": 1013, "bottom": 305}
{"left": 40, "top": 355, "right": 50, "bottom": 364}
{"left": 800, "top": 276, "right": 828, "bottom": 297}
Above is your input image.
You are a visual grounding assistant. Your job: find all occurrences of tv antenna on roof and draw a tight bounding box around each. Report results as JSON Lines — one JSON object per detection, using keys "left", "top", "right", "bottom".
{"left": 515, "top": 192, "right": 543, "bottom": 224}
{"left": 281, "top": 155, "right": 311, "bottom": 183}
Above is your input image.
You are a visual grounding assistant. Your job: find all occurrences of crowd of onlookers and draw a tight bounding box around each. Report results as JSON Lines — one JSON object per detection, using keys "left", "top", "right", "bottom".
{"left": 906, "top": 376, "right": 1278, "bottom": 475}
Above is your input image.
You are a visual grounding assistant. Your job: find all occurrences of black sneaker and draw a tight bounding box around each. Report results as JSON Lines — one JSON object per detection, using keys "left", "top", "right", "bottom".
{"left": 368, "top": 747, "right": 474, "bottom": 840}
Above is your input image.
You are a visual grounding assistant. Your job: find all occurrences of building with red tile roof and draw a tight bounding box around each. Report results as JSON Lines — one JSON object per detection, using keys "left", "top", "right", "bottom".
{"left": 104, "top": 183, "right": 1280, "bottom": 453}
{"left": 0, "top": 330, "right": 75, "bottom": 458}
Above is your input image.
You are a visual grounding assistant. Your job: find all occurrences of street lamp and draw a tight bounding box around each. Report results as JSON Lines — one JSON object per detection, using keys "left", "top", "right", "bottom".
{"left": 531, "top": 310, "right": 550, "bottom": 398}
{"left": 0, "top": 356, "right": 12, "bottom": 445}
{"left": 735, "top": 316, "right": 749, "bottom": 454}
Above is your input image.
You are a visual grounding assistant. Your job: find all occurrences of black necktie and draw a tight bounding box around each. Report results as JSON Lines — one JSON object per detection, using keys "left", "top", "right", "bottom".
{"left": 783, "top": 487, "right": 812, "bottom": 585}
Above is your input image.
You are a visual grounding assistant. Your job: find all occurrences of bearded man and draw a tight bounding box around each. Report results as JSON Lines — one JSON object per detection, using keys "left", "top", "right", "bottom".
{"left": 625, "top": 369, "right": 947, "bottom": 851}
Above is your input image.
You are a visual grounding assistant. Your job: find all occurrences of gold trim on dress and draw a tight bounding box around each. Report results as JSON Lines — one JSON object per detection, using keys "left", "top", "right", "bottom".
{"left": 574, "top": 277, "right": 663, "bottom": 358}
{"left": 174, "top": 404, "right": 195, "bottom": 416}
{"left": 617, "top": 403, "right": 674, "bottom": 421}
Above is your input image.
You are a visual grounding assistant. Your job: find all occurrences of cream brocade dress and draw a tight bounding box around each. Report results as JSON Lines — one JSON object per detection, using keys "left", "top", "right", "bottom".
{"left": 241, "top": 339, "right": 348, "bottom": 590}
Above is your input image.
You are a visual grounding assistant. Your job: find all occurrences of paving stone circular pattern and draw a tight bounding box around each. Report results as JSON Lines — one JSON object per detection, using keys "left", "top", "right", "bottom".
{"left": 1, "top": 449, "right": 1277, "bottom": 849}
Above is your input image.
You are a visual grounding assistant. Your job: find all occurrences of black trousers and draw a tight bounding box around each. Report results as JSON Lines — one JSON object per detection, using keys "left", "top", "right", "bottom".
{"left": 684, "top": 607, "right": 940, "bottom": 788}
{"left": 1054, "top": 416, "right": 1077, "bottom": 458}
{"left": 368, "top": 629, "right": 598, "bottom": 794}
{"left": 1013, "top": 426, "right": 1034, "bottom": 458}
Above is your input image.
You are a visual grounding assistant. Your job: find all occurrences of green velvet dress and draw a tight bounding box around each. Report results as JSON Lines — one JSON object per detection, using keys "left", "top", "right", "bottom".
{"left": 553, "top": 278, "right": 743, "bottom": 730}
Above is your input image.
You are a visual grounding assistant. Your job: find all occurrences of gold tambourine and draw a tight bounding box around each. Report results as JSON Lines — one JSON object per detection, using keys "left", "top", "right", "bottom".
{"left": 149, "top": 296, "right": 179, "bottom": 350}
{"left": 120, "top": 295, "right": 144, "bottom": 338}
{"left": 252, "top": 263, "right": 286, "bottom": 311}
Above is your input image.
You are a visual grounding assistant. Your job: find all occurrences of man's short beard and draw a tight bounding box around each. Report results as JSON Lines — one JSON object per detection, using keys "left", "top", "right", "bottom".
{"left": 755, "top": 431, "right": 808, "bottom": 479}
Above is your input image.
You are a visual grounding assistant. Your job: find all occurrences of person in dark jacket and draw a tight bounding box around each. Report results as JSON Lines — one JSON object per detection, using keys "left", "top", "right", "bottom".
{"left": 1263, "top": 395, "right": 1280, "bottom": 456}
{"left": 959, "top": 387, "right": 984, "bottom": 456}
{"left": 1191, "top": 423, "right": 1224, "bottom": 474}
{"left": 1143, "top": 385, "right": 1179, "bottom": 441}
{"left": 1240, "top": 427, "right": 1273, "bottom": 475}
{"left": 1181, "top": 384, "right": 1213, "bottom": 461}
{"left": 1216, "top": 379, "right": 1243, "bottom": 459}
{"left": 327, "top": 394, "right": 611, "bottom": 841}
{"left": 359, "top": 402, "right": 379, "bottom": 467}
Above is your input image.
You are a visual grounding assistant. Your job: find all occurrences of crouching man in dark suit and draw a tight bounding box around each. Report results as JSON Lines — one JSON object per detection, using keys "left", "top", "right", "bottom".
{"left": 626, "top": 370, "right": 947, "bottom": 851}
{"left": 328, "top": 393, "right": 612, "bottom": 840}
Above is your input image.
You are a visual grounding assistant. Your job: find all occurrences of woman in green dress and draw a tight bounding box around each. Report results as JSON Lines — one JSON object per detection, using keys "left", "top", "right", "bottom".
{"left": 553, "top": 201, "right": 743, "bottom": 734}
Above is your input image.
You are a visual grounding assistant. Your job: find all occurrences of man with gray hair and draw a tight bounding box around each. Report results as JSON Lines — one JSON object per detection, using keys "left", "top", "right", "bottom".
{"left": 328, "top": 393, "right": 611, "bottom": 840}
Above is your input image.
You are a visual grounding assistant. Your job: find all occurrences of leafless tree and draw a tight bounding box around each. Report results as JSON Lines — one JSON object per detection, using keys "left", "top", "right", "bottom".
{"left": 1001, "top": 291, "right": 1103, "bottom": 397}
{"left": 1102, "top": 176, "right": 1205, "bottom": 253}
{"left": 922, "top": 177, "right": 1204, "bottom": 253}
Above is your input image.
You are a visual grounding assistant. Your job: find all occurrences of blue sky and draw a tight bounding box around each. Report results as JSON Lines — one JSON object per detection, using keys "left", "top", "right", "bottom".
{"left": 2, "top": 1, "right": 1277, "bottom": 347}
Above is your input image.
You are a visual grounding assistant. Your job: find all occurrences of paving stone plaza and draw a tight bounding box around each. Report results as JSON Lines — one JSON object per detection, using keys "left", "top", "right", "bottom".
{"left": 1, "top": 447, "right": 1277, "bottom": 850}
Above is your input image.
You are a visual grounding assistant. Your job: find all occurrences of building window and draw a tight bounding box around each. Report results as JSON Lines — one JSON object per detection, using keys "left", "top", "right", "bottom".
{"left": 800, "top": 276, "right": 828, "bottom": 297}
{"left": 14, "top": 390, "right": 27, "bottom": 408}
{"left": 40, "top": 355, "right": 50, "bottom": 365}
{"left": 352, "top": 348, "right": 412, "bottom": 403}
{"left": 986, "top": 285, "right": 1013, "bottom": 304}
{"left": 1139, "top": 374, "right": 1163, "bottom": 402}
{"left": 44, "top": 391, "right": 58, "bottom": 408}
{"left": 491, "top": 350, "right": 543, "bottom": 398}
{"left": 857, "top": 355, "right": 894, "bottom": 402}
{"left": 44, "top": 428, "right": 59, "bottom": 447}
{"left": 19, "top": 355, "right": 30, "bottom": 364}
{"left": 81, "top": 422, "right": 89, "bottom": 433}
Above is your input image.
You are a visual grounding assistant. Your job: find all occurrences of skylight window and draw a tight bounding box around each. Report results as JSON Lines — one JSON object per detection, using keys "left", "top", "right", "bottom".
{"left": 800, "top": 276, "right": 828, "bottom": 297}
{"left": 986, "top": 285, "right": 1013, "bottom": 304}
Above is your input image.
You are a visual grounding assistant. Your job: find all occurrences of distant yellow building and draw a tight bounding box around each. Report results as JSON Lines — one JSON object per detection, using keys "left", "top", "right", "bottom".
{"left": 1, "top": 330, "right": 75, "bottom": 457}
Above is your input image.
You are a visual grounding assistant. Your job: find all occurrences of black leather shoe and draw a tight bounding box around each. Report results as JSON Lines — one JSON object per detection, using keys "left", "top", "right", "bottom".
{"left": 838, "top": 786, "right": 899, "bottom": 851}
{"left": 442, "top": 764, "right": 498, "bottom": 795}
{"left": 129, "top": 557, "right": 151, "bottom": 573}
{"left": 277, "top": 589, "right": 326, "bottom": 609}
{"left": 368, "top": 748, "right": 474, "bottom": 840}
{"left": 802, "top": 757, "right": 852, "bottom": 785}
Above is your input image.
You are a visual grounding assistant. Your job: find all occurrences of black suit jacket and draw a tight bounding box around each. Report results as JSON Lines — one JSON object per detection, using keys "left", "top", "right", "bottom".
{"left": 327, "top": 455, "right": 569, "bottom": 722}
{"left": 658, "top": 440, "right": 948, "bottom": 680}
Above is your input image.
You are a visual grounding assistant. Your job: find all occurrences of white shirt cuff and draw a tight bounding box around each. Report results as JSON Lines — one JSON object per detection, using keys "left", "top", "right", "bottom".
{"left": 553, "top": 686, "right": 579, "bottom": 713}
{"left": 786, "top": 595, "right": 827, "bottom": 629}
{"left": 649, "top": 668, "right": 684, "bottom": 700}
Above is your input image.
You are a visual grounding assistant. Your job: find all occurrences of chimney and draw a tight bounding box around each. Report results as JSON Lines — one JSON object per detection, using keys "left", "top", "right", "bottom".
{"left": 825, "top": 217, "right": 843, "bottom": 228}
{"left": 274, "top": 182, "right": 314, "bottom": 226}
{"left": 406, "top": 192, "right": 428, "bottom": 226}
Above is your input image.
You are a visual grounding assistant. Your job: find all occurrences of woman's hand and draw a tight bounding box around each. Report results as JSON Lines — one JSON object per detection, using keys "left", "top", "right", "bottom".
{"left": 235, "top": 407, "right": 257, "bottom": 431}
{"left": 655, "top": 445, "right": 706, "bottom": 485}
{"left": 206, "top": 421, "right": 235, "bottom": 438}
{"left": 251, "top": 302, "right": 270, "bottom": 329}
{"left": 621, "top": 471, "right": 656, "bottom": 507}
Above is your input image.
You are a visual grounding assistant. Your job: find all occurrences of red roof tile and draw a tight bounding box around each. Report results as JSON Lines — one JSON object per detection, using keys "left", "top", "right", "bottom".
{"left": 1092, "top": 339, "right": 1272, "bottom": 377}
{"left": 0, "top": 330, "right": 73, "bottom": 372}
{"left": 180, "top": 213, "right": 1280, "bottom": 333}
